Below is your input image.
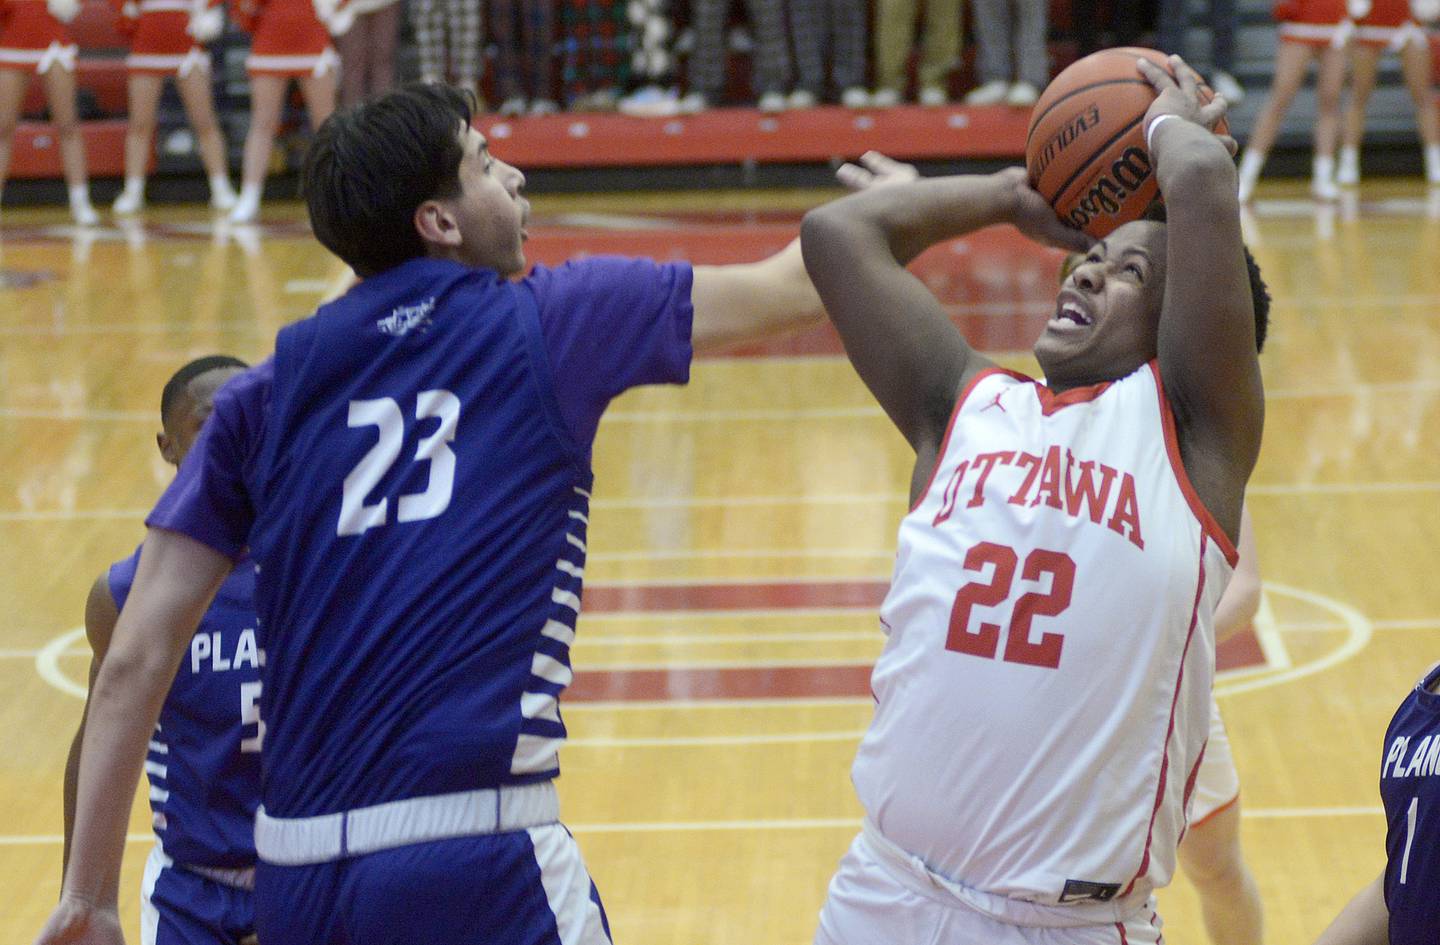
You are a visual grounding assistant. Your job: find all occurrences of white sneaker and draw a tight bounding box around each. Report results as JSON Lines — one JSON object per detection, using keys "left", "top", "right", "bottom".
{"left": 528, "top": 98, "right": 559, "bottom": 116}
{"left": 228, "top": 193, "right": 260, "bottom": 224}
{"left": 497, "top": 96, "right": 527, "bottom": 117}
{"left": 870, "top": 87, "right": 901, "bottom": 108}
{"left": 839, "top": 86, "right": 870, "bottom": 109}
{"left": 1210, "top": 70, "right": 1245, "bottom": 105}
{"left": 787, "top": 89, "right": 817, "bottom": 109}
{"left": 1005, "top": 81, "right": 1039, "bottom": 107}
{"left": 1336, "top": 148, "right": 1360, "bottom": 186}
{"left": 758, "top": 90, "right": 787, "bottom": 113}
{"left": 210, "top": 182, "right": 238, "bottom": 211}
{"left": 1426, "top": 145, "right": 1440, "bottom": 185}
{"left": 619, "top": 85, "right": 680, "bottom": 117}
{"left": 677, "top": 91, "right": 709, "bottom": 114}
{"left": 964, "top": 80, "right": 1009, "bottom": 106}
{"left": 1311, "top": 163, "right": 1340, "bottom": 201}
{"left": 918, "top": 85, "right": 947, "bottom": 107}
{"left": 71, "top": 200, "right": 99, "bottom": 226}
{"left": 112, "top": 188, "right": 144, "bottom": 215}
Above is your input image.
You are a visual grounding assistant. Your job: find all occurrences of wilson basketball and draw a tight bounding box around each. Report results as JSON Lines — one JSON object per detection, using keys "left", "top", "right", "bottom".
{"left": 1025, "top": 47, "right": 1227, "bottom": 238}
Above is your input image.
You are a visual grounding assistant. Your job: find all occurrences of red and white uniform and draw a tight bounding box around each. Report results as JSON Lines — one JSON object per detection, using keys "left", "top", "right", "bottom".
{"left": 0, "top": 0, "right": 76, "bottom": 73}
{"left": 1274, "top": 0, "right": 1353, "bottom": 46}
{"left": 116, "top": 0, "right": 217, "bottom": 75}
{"left": 823, "top": 364, "right": 1237, "bottom": 941}
{"left": 1187, "top": 698, "right": 1241, "bottom": 828}
{"left": 232, "top": 0, "right": 337, "bottom": 76}
{"left": 1354, "top": 0, "right": 1427, "bottom": 48}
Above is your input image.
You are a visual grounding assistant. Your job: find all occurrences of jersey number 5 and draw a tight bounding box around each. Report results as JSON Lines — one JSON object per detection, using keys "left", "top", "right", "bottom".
{"left": 339, "top": 390, "right": 461, "bottom": 537}
{"left": 946, "top": 542, "right": 1076, "bottom": 669}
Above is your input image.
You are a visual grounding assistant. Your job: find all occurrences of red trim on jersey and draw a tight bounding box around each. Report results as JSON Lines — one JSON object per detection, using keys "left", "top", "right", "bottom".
{"left": 1121, "top": 536, "right": 1209, "bottom": 898}
{"left": 1187, "top": 791, "right": 1240, "bottom": 832}
{"left": 1115, "top": 922, "right": 1130, "bottom": 944}
{"left": 1176, "top": 739, "right": 1209, "bottom": 845}
{"left": 1146, "top": 362, "right": 1240, "bottom": 567}
{"left": 907, "top": 366, "right": 1009, "bottom": 514}
{"left": 988, "top": 365, "right": 1115, "bottom": 416}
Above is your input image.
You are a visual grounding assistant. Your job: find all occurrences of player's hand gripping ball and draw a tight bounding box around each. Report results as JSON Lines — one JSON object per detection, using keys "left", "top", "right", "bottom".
{"left": 1024, "top": 47, "right": 1229, "bottom": 238}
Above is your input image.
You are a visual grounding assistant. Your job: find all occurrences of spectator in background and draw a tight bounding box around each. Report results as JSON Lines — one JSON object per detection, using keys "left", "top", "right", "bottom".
{"left": 111, "top": 0, "right": 237, "bottom": 214}
{"left": 1072, "top": 0, "right": 1155, "bottom": 55}
{"left": 786, "top": 0, "right": 868, "bottom": 107}
{"left": 964, "top": 0, "right": 1047, "bottom": 106}
{"left": 1158, "top": 0, "right": 1247, "bottom": 102}
{"left": 227, "top": 0, "right": 344, "bottom": 222}
{"left": 490, "top": 0, "right": 558, "bottom": 115}
{"left": 1336, "top": 0, "right": 1440, "bottom": 187}
{"left": 0, "top": 0, "right": 98, "bottom": 224}
{"left": 408, "top": 0, "right": 482, "bottom": 97}
{"left": 617, "top": 0, "right": 679, "bottom": 113}
{"left": 686, "top": 0, "right": 791, "bottom": 111}
{"left": 562, "top": 0, "right": 628, "bottom": 110}
{"left": 871, "top": 0, "right": 962, "bottom": 106}
{"left": 336, "top": 0, "right": 401, "bottom": 107}
{"left": 1235, "top": 0, "right": 1349, "bottom": 202}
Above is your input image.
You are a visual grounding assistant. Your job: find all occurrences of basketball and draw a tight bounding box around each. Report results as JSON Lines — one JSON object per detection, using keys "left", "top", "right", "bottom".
{"left": 1025, "top": 47, "right": 1227, "bottom": 238}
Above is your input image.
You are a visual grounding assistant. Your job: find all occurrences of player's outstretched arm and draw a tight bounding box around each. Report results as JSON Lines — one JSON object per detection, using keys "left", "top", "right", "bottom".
{"left": 799, "top": 169, "right": 1090, "bottom": 453}
{"left": 1312, "top": 873, "right": 1389, "bottom": 945}
{"left": 37, "top": 530, "right": 231, "bottom": 945}
{"left": 1141, "top": 55, "right": 1264, "bottom": 541}
{"left": 689, "top": 238, "right": 826, "bottom": 351}
{"left": 60, "top": 575, "right": 120, "bottom": 880}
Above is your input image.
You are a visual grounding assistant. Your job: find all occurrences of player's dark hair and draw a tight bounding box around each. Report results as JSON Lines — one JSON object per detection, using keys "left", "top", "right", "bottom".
{"left": 161, "top": 355, "right": 249, "bottom": 426}
{"left": 302, "top": 83, "right": 474, "bottom": 277}
{"left": 1141, "top": 202, "right": 1270, "bottom": 353}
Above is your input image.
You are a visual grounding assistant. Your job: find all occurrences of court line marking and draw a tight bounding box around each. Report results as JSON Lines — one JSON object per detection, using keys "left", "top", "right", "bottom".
{"left": 0, "top": 805, "right": 1388, "bottom": 846}
{"left": 1252, "top": 588, "right": 1292, "bottom": 671}
{"left": 35, "top": 628, "right": 87, "bottom": 699}
{"left": 1216, "top": 582, "right": 1373, "bottom": 699}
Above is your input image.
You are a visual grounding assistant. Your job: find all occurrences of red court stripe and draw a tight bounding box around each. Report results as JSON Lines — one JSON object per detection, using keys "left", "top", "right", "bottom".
{"left": 582, "top": 581, "right": 889, "bottom": 613}
{"left": 567, "top": 664, "right": 873, "bottom": 702}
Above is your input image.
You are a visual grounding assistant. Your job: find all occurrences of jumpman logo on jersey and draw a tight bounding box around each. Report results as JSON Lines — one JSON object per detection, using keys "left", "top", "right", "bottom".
{"left": 981, "top": 391, "right": 1006, "bottom": 413}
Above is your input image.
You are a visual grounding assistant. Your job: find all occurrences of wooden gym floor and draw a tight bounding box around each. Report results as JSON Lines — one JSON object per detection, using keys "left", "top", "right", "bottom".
{"left": 1, "top": 179, "right": 1438, "bottom": 944}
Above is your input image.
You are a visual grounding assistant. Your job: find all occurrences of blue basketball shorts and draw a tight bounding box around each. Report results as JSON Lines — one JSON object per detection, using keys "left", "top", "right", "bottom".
{"left": 140, "top": 846, "right": 257, "bottom": 945}
{"left": 254, "top": 823, "right": 614, "bottom": 945}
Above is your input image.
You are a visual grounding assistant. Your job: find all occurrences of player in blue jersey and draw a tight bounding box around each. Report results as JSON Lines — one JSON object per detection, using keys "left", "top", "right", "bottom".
{"left": 41, "top": 82, "right": 828, "bottom": 945}
{"left": 61, "top": 355, "right": 259, "bottom": 945}
{"left": 1313, "top": 661, "right": 1440, "bottom": 945}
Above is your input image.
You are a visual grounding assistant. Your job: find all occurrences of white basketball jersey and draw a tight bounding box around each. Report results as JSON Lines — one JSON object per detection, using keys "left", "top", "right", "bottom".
{"left": 851, "top": 362, "right": 1237, "bottom": 919}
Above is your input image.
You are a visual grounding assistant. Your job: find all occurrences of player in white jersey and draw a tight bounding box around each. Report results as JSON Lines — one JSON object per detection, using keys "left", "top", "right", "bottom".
{"left": 800, "top": 55, "right": 1269, "bottom": 944}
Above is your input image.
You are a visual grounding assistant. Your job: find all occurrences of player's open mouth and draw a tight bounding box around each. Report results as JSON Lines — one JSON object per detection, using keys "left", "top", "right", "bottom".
{"left": 1049, "top": 295, "right": 1094, "bottom": 332}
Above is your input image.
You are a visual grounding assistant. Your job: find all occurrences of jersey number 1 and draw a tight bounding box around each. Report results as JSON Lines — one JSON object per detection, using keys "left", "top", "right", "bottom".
{"left": 946, "top": 542, "right": 1076, "bottom": 669}
{"left": 339, "top": 391, "right": 460, "bottom": 536}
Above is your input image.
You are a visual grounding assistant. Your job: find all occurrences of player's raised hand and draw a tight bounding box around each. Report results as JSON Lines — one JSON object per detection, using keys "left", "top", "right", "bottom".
{"left": 992, "top": 167, "right": 1093, "bottom": 253}
{"left": 836, "top": 151, "right": 920, "bottom": 191}
{"left": 1137, "top": 55, "right": 1237, "bottom": 155}
{"left": 33, "top": 897, "right": 125, "bottom": 945}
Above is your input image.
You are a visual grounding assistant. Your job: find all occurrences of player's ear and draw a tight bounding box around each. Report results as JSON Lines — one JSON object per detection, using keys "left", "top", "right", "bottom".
{"left": 414, "top": 199, "right": 462, "bottom": 248}
{"left": 157, "top": 431, "right": 179, "bottom": 466}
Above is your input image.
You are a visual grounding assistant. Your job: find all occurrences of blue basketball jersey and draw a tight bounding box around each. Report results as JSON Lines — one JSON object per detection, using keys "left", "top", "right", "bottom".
{"left": 213, "top": 256, "right": 686, "bottom": 819}
{"left": 1379, "top": 662, "right": 1440, "bottom": 945}
{"left": 110, "top": 548, "right": 261, "bottom": 868}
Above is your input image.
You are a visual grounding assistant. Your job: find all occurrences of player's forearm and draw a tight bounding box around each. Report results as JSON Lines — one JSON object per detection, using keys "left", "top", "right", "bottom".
{"left": 1150, "top": 120, "right": 1238, "bottom": 213}
{"left": 802, "top": 175, "right": 1017, "bottom": 267}
{"left": 1313, "top": 874, "right": 1389, "bottom": 945}
{"left": 60, "top": 716, "right": 87, "bottom": 880}
{"left": 690, "top": 238, "right": 824, "bottom": 350}
{"left": 63, "top": 649, "right": 175, "bottom": 908}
